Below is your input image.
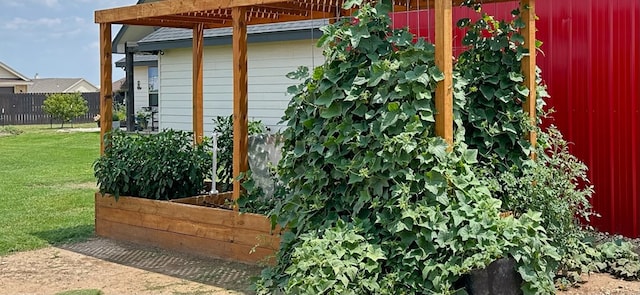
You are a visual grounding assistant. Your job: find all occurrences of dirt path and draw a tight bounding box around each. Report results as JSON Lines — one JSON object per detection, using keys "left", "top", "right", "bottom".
{"left": 2, "top": 237, "right": 640, "bottom": 295}
{"left": 0, "top": 238, "right": 262, "bottom": 295}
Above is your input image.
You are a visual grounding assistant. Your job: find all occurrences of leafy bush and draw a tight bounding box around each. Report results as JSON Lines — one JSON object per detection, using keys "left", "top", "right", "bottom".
{"left": 481, "top": 125, "right": 597, "bottom": 278}
{"left": 211, "top": 115, "right": 265, "bottom": 192}
{"left": 595, "top": 240, "right": 640, "bottom": 280}
{"left": 94, "top": 129, "right": 209, "bottom": 200}
{"left": 0, "top": 126, "right": 23, "bottom": 135}
{"left": 456, "top": 8, "right": 548, "bottom": 172}
{"left": 42, "top": 93, "right": 89, "bottom": 128}
{"left": 454, "top": 3, "right": 605, "bottom": 286}
{"left": 256, "top": 2, "right": 557, "bottom": 294}
{"left": 276, "top": 221, "right": 387, "bottom": 294}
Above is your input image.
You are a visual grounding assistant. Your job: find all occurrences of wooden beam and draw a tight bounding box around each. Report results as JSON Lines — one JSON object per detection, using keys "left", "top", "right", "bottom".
{"left": 434, "top": 0, "right": 453, "bottom": 148}
{"left": 193, "top": 23, "right": 204, "bottom": 144}
{"left": 232, "top": 7, "right": 249, "bottom": 205}
{"left": 95, "top": 0, "right": 288, "bottom": 24}
{"left": 521, "top": 0, "right": 537, "bottom": 153}
{"left": 99, "top": 23, "right": 113, "bottom": 155}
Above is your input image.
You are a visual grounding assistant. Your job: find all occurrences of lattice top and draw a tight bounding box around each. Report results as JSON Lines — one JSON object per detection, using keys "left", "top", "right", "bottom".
{"left": 95, "top": 0, "right": 515, "bottom": 28}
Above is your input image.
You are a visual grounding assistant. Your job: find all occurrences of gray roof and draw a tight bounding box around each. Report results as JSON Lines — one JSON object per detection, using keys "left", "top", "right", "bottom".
{"left": 115, "top": 54, "right": 158, "bottom": 68}
{"left": 137, "top": 19, "right": 327, "bottom": 51}
{"left": 28, "top": 78, "right": 96, "bottom": 93}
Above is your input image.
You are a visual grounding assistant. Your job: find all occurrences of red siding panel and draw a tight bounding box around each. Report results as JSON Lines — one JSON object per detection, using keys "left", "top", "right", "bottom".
{"left": 392, "top": 0, "right": 640, "bottom": 237}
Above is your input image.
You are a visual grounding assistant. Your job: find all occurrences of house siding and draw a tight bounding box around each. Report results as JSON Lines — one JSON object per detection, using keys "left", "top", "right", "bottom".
{"left": 158, "top": 39, "right": 324, "bottom": 133}
{"left": 133, "top": 66, "right": 150, "bottom": 111}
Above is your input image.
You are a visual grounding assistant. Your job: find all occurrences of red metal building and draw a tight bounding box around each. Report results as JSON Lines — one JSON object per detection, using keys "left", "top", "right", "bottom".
{"left": 393, "top": 0, "right": 640, "bottom": 237}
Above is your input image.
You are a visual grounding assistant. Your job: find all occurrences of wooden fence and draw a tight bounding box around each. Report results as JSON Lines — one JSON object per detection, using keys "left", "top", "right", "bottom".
{"left": 0, "top": 92, "right": 100, "bottom": 126}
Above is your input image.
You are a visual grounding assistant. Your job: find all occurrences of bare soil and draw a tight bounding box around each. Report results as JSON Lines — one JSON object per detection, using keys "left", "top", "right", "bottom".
{"left": 0, "top": 238, "right": 262, "bottom": 295}
{"left": 559, "top": 274, "right": 640, "bottom": 294}
{"left": 2, "top": 237, "right": 640, "bottom": 295}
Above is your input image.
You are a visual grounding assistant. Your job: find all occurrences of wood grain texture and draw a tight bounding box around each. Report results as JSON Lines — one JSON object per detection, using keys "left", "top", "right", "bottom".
{"left": 521, "top": 0, "right": 537, "bottom": 154}
{"left": 232, "top": 7, "right": 249, "bottom": 204}
{"left": 95, "top": 193, "right": 280, "bottom": 264}
{"left": 99, "top": 23, "right": 112, "bottom": 155}
{"left": 435, "top": 0, "right": 453, "bottom": 148}
{"left": 192, "top": 23, "right": 204, "bottom": 144}
{"left": 95, "top": 0, "right": 517, "bottom": 25}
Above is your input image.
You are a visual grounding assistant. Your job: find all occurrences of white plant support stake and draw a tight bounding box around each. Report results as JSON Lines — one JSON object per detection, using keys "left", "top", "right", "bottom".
{"left": 210, "top": 132, "right": 218, "bottom": 195}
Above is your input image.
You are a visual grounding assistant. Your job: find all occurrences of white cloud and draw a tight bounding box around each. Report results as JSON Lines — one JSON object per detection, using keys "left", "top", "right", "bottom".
{"left": 41, "top": 0, "right": 58, "bottom": 7}
{"left": 3, "top": 17, "right": 62, "bottom": 30}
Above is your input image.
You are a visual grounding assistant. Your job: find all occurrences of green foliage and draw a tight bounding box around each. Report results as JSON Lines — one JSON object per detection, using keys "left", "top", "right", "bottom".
{"left": 211, "top": 115, "right": 266, "bottom": 192}
{"left": 456, "top": 9, "right": 548, "bottom": 171}
{"left": 0, "top": 126, "right": 23, "bottom": 135}
{"left": 256, "top": 2, "right": 557, "bottom": 294}
{"left": 277, "top": 221, "right": 387, "bottom": 294}
{"left": 113, "top": 103, "right": 126, "bottom": 121}
{"left": 93, "top": 129, "right": 209, "bottom": 200}
{"left": 481, "top": 126, "right": 597, "bottom": 278}
{"left": 457, "top": 3, "right": 598, "bottom": 286}
{"left": 42, "top": 93, "right": 89, "bottom": 128}
{"left": 238, "top": 170, "right": 283, "bottom": 215}
{"left": 595, "top": 240, "right": 640, "bottom": 280}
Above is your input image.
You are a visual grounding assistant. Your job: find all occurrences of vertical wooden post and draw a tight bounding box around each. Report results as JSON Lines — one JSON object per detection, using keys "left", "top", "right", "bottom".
{"left": 193, "top": 23, "right": 204, "bottom": 144}
{"left": 522, "top": 0, "right": 537, "bottom": 153}
{"left": 435, "top": 0, "right": 454, "bottom": 148}
{"left": 232, "top": 7, "right": 248, "bottom": 205}
{"left": 99, "top": 23, "right": 113, "bottom": 155}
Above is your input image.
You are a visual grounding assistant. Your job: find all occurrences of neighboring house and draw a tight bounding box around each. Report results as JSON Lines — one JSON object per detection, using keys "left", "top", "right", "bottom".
{"left": 0, "top": 61, "right": 32, "bottom": 94}
{"left": 28, "top": 78, "right": 99, "bottom": 93}
{"left": 123, "top": 19, "right": 326, "bottom": 132}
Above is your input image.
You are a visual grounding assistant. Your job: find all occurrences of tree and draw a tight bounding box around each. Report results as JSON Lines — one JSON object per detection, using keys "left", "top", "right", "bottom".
{"left": 42, "top": 93, "right": 89, "bottom": 128}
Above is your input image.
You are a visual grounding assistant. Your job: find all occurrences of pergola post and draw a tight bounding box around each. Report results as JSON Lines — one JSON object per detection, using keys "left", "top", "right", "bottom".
{"left": 435, "top": 0, "right": 454, "bottom": 149}
{"left": 232, "top": 7, "right": 248, "bottom": 205}
{"left": 125, "top": 43, "right": 136, "bottom": 132}
{"left": 99, "top": 23, "right": 113, "bottom": 155}
{"left": 521, "top": 0, "right": 537, "bottom": 153}
{"left": 193, "top": 23, "right": 205, "bottom": 144}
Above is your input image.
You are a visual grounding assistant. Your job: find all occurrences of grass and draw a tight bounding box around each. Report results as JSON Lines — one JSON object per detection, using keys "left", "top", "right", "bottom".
{"left": 0, "top": 123, "right": 100, "bottom": 255}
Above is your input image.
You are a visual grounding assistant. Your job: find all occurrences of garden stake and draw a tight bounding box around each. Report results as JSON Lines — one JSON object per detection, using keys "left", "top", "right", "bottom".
{"left": 210, "top": 132, "right": 218, "bottom": 195}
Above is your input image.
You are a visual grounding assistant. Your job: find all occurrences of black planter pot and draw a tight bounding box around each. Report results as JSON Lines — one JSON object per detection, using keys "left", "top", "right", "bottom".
{"left": 459, "top": 257, "right": 523, "bottom": 295}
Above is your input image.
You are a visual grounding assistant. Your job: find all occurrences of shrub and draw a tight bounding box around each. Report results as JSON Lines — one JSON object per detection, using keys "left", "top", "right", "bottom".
{"left": 93, "top": 129, "right": 209, "bottom": 200}
{"left": 42, "top": 92, "right": 89, "bottom": 128}
{"left": 0, "top": 126, "right": 23, "bottom": 136}
{"left": 455, "top": 4, "right": 598, "bottom": 283}
{"left": 595, "top": 240, "right": 640, "bottom": 280}
{"left": 211, "top": 115, "right": 265, "bottom": 192}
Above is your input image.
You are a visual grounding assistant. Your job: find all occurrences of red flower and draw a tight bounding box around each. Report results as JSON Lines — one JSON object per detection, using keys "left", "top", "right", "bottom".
{"left": 481, "top": 29, "right": 493, "bottom": 38}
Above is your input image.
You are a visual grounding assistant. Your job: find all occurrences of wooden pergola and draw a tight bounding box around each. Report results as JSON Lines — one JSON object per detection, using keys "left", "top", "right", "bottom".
{"left": 95, "top": 0, "right": 536, "bottom": 202}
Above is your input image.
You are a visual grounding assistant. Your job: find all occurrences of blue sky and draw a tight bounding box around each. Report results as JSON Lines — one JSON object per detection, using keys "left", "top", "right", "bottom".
{"left": 0, "top": 0, "right": 137, "bottom": 87}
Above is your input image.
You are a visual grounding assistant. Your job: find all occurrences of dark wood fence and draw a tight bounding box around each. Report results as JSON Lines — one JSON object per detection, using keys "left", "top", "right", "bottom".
{"left": 0, "top": 92, "right": 100, "bottom": 126}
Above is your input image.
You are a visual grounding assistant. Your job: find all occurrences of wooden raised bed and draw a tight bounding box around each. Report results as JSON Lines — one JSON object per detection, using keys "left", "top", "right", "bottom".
{"left": 94, "top": 192, "right": 280, "bottom": 264}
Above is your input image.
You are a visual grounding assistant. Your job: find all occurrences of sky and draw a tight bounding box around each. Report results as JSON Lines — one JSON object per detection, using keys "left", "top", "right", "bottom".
{"left": 0, "top": 0, "right": 137, "bottom": 87}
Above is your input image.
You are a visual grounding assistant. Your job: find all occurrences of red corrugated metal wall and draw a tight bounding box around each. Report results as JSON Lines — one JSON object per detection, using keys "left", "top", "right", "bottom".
{"left": 392, "top": 0, "right": 640, "bottom": 237}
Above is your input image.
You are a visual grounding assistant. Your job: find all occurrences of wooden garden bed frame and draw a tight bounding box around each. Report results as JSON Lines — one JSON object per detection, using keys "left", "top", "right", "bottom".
{"left": 95, "top": 192, "right": 280, "bottom": 264}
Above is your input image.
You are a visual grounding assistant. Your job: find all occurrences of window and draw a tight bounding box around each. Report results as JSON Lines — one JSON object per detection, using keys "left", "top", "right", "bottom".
{"left": 148, "top": 67, "right": 158, "bottom": 93}
{"left": 148, "top": 67, "right": 159, "bottom": 107}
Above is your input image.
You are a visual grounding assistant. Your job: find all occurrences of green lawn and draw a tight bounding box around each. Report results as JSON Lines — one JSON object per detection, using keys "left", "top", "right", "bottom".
{"left": 0, "top": 124, "right": 100, "bottom": 255}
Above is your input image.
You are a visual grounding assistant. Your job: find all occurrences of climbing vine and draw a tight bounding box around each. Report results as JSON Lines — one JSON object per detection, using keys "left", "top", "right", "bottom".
{"left": 255, "top": 1, "right": 557, "bottom": 294}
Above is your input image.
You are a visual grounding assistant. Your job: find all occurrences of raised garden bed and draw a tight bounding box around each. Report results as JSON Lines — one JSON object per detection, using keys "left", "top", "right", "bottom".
{"left": 94, "top": 192, "right": 280, "bottom": 264}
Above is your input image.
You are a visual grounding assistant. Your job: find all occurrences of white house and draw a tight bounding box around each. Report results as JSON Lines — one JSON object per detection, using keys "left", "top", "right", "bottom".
{"left": 117, "top": 19, "right": 326, "bottom": 133}
{"left": 115, "top": 54, "right": 158, "bottom": 112}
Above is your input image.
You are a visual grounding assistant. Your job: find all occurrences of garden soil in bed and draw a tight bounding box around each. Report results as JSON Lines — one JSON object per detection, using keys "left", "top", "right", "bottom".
{"left": 1, "top": 237, "right": 640, "bottom": 294}
{"left": 0, "top": 237, "right": 261, "bottom": 295}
